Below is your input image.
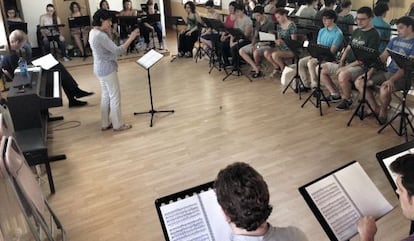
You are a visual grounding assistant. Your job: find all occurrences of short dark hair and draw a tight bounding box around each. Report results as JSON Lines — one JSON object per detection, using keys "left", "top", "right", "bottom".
{"left": 341, "top": 0, "right": 352, "bottom": 9}
{"left": 324, "top": 0, "right": 335, "bottom": 7}
{"left": 205, "top": 0, "right": 214, "bottom": 7}
{"left": 70, "top": 2, "right": 81, "bottom": 13}
{"left": 184, "top": 1, "right": 196, "bottom": 13}
{"left": 322, "top": 9, "right": 337, "bottom": 22}
{"left": 374, "top": 3, "right": 389, "bottom": 16}
{"left": 229, "top": 1, "right": 237, "bottom": 8}
{"left": 275, "top": 7, "right": 289, "bottom": 16}
{"left": 390, "top": 154, "right": 414, "bottom": 197}
{"left": 214, "top": 162, "right": 273, "bottom": 231}
{"left": 234, "top": 3, "right": 244, "bottom": 11}
{"left": 396, "top": 16, "right": 414, "bottom": 30}
{"left": 92, "top": 9, "right": 111, "bottom": 26}
{"left": 357, "top": 6, "right": 373, "bottom": 18}
{"left": 253, "top": 5, "right": 264, "bottom": 14}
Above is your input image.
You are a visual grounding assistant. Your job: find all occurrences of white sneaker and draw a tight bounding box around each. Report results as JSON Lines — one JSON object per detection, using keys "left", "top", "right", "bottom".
{"left": 63, "top": 57, "right": 71, "bottom": 62}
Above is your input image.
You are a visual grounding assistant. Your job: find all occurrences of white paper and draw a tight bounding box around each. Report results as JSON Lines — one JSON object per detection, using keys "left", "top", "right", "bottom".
{"left": 305, "top": 162, "right": 393, "bottom": 241}
{"left": 160, "top": 195, "right": 213, "bottom": 241}
{"left": 14, "top": 66, "right": 41, "bottom": 73}
{"left": 258, "top": 32, "right": 275, "bottom": 42}
{"left": 199, "top": 190, "right": 232, "bottom": 241}
{"left": 136, "top": 49, "right": 163, "bottom": 69}
{"left": 31, "top": 54, "right": 59, "bottom": 70}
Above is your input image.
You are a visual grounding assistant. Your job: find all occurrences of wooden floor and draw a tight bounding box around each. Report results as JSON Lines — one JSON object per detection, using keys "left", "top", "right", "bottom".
{"left": 44, "top": 33, "right": 410, "bottom": 241}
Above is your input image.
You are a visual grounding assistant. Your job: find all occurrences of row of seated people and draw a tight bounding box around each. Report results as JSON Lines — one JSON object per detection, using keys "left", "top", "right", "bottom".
{"left": 183, "top": 3, "right": 414, "bottom": 127}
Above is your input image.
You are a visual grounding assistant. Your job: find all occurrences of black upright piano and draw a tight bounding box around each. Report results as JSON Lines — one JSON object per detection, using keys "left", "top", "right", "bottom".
{"left": 7, "top": 67, "right": 65, "bottom": 194}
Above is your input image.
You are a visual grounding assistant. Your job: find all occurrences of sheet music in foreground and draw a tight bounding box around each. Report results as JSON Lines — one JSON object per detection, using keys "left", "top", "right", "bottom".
{"left": 159, "top": 189, "right": 232, "bottom": 241}
{"left": 136, "top": 49, "right": 164, "bottom": 69}
{"left": 299, "top": 161, "right": 393, "bottom": 241}
{"left": 31, "top": 53, "right": 59, "bottom": 70}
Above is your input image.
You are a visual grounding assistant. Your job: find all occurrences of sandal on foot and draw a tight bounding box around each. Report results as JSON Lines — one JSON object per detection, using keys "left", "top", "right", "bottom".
{"left": 252, "top": 71, "right": 263, "bottom": 78}
{"left": 113, "top": 124, "right": 132, "bottom": 131}
{"left": 101, "top": 123, "right": 113, "bottom": 131}
{"left": 269, "top": 68, "right": 281, "bottom": 78}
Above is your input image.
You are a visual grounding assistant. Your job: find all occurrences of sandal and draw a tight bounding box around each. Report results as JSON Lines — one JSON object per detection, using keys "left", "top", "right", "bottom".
{"left": 269, "top": 68, "right": 281, "bottom": 78}
{"left": 252, "top": 71, "right": 263, "bottom": 78}
{"left": 101, "top": 123, "right": 113, "bottom": 131}
{"left": 113, "top": 124, "right": 132, "bottom": 131}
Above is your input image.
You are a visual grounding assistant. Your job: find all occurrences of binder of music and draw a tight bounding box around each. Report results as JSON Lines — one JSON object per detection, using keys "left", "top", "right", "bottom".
{"left": 298, "top": 161, "right": 393, "bottom": 241}
{"left": 155, "top": 181, "right": 232, "bottom": 241}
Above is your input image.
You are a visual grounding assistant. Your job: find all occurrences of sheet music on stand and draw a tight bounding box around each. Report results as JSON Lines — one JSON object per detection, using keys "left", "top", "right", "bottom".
{"left": 31, "top": 54, "right": 59, "bottom": 70}
{"left": 136, "top": 50, "right": 163, "bottom": 69}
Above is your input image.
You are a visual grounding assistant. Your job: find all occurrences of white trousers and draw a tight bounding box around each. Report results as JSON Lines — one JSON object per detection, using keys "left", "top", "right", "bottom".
{"left": 97, "top": 71, "right": 123, "bottom": 129}
{"left": 299, "top": 56, "right": 319, "bottom": 88}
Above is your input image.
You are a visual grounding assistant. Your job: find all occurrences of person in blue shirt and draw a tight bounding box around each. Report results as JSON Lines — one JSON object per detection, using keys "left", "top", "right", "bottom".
{"left": 298, "top": 10, "right": 343, "bottom": 93}
{"left": 354, "top": 16, "right": 414, "bottom": 124}
{"left": 372, "top": 3, "right": 391, "bottom": 53}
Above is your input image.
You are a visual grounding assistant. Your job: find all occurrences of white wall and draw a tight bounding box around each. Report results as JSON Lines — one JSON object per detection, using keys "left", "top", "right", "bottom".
{"left": 20, "top": 0, "right": 51, "bottom": 48}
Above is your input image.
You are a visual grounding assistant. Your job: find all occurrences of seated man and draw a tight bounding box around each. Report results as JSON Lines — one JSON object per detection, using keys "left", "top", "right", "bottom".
{"left": 214, "top": 162, "right": 309, "bottom": 241}
{"left": 358, "top": 153, "right": 414, "bottom": 241}
{"left": 298, "top": 9, "right": 343, "bottom": 94}
{"left": 141, "top": 0, "right": 164, "bottom": 50}
{"left": 2, "top": 30, "right": 93, "bottom": 107}
{"left": 239, "top": 6, "right": 274, "bottom": 78}
{"left": 320, "top": 6, "right": 380, "bottom": 109}
{"left": 354, "top": 16, "right": 414, "bottom": 124}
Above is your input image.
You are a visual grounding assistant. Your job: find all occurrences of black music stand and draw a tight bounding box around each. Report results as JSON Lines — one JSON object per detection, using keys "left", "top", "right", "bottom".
{"left": 282, "top": 38, "right": 308, "bottom": 99}
{"left": 378, "top": 50, "right": 414, "bottom": 141}
{"left": 134, "top": 50, "right": 174, "bottom": 127}
{"left": 301, "top": 44, "right": 335, "bottom": 116}
{"left": 223, "top": 27, "right": 250, "bottom": 81}
{"left": 7, "top": 21, "right": 28, "bottom": 33}
{"left": 145, "top": 14, "right": 161, "bottom": 49}
{"left": 68, "top": 16, "right": 91, "bottom": 60}
{"left": 39, "top": 24, "right": 65, "bottom": 58}
{"left": 169, "top": 16, "right": 186, "bottom": 62}
{"left": 347, "top": 44, "right": 384, "bottom": 126}
{"left": 194, "top": 22, "right": 207, "bottom": 63}
{"left": 118, "top": 16, "right": 140, "bottom": 53}
{"left": 201, "top": 17, "right": 225, "bottom": 74}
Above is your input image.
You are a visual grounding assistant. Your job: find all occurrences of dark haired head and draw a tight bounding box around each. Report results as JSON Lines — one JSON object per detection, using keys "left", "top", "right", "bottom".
{"left": 275, "top": 7, "right": 289, "bottom": 16}
{"left": 357, "top": 6, "right": 373, "bottom": 18}
{"left": 99, "top": 0, "right": 108, "bottom": 9}
{"left": 46, "top": 3, "right": 54, "bottom": 9}
{"left": 229, "top": 1, "right": 237, "bottom": 8}
{"left": 253, "top": 5, "right": 264, "bottom": 14}
{"left": 341, "top": 0, "right": 352, "bottom": 9}
{"left": 396, "top": 16, "right": 414, "bottom": 30}
{"left": 70, "top": 2, "right": 81, "bottom": 13}
{"left": 234, "top": 3, "right": 244, "bottom": 11}
{"left": 324, "top": 0, "right": 335, "bottom": 7}
{"left": 92, "top": 9, "right": 111, "bottom": 26}
{"left": 322, "top": 9, "right": 337, "bottom": 22}
{"left": 374, "top": 3, "right": 389, "bottom": 16}
{"left": 184, "top": 1, "right": 196, "bottom": 13}
{"left": 276, "top": 0, "right": 286, "bottom": 8}
{"left": 205, "top": 0, "right": 214, "bottom": 8}
{"left": 214, "top": 162, "right": 273, "bottom": 231}
{"left": 390, "top": 154, "right": 414, "bottom": 197}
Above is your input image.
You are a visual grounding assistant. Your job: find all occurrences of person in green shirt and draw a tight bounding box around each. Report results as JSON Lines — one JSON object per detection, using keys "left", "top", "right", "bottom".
{"left": 319, "top": 6, "right": 380, "bottom": 110}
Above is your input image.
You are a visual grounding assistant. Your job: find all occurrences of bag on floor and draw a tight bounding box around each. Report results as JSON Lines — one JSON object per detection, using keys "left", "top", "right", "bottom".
{"left": 281, "top": 65, "right": 295, "bottom": 86}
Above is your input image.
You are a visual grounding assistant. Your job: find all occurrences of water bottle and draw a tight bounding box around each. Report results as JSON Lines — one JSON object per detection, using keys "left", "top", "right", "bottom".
{"left": 18, "top": 57, "right": 28, "bottom": 77}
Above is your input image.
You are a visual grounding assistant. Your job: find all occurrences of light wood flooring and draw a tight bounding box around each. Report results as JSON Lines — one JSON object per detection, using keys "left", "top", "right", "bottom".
{"left": 43, "top": 34, "right": 411, "bottom": 241}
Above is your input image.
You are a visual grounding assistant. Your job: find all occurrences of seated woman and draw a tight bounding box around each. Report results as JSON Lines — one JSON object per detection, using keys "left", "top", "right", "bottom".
{"left": 119, "top": 0, "right": 140, "bottom": 43}
{"left": 226, "top": 3, "right": 253, "bottom": 68}
{"left": 6, "top": 7, "right": 32, "bottom": 61}
{"left": 264, "top": 8, "right": 297, "bottom": 77}
{"left": 39, "top": 4, "right": 70, "bottom": 61}
{"left": 141, "top": 0, "right": 164, "bottom": 50}
{"left": 69, "top": 2, "right": 91, "bottom": 57}
{"left": 178, "top": 1, "right": 202, "bottom": 57}
{"left": 219, "top": 1, "right": 237, "bottom": 66}
{"left": 199, "top": 0, "right": 222, "bottom": 55}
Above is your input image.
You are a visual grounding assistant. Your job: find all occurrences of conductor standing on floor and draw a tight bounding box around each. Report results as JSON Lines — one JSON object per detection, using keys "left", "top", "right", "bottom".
{"left": 89, "top": 9, "right": 139, "bottom": 132}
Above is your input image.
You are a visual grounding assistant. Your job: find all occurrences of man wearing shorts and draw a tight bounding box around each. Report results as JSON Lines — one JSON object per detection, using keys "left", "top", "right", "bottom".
{"left": 320, "top": 6, "right": 380, "bottom": 110}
